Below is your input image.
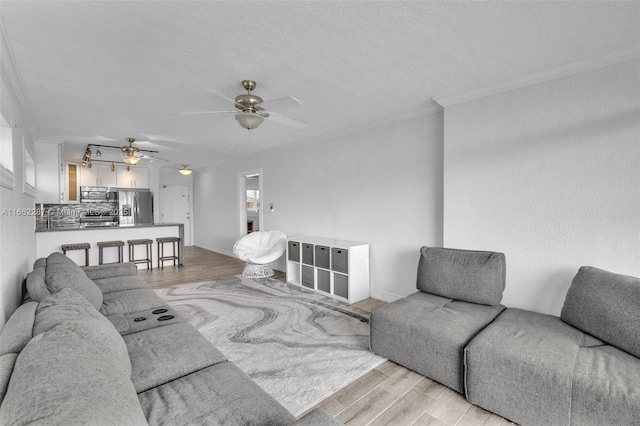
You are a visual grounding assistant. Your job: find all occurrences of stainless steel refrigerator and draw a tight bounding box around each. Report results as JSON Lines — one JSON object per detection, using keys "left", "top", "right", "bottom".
{"left": 118, "top": 189, "right": 153, "bottom": 226}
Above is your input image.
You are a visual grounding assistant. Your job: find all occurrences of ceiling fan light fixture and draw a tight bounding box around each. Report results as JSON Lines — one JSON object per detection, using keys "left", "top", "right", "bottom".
{"left": 179, "top": 165, "right": 193, "bottom": 176}
{"left": 122, "top": 155, "right": 140, "bottom": 165}
{"left": 234, "top": 112, "right": 264, "bottom": 130}
{"left": 121, "top": 137, "right": 141, "bottom": 165}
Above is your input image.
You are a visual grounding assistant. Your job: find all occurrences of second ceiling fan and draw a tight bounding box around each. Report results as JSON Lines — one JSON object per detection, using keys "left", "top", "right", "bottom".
{"left": 183, "top": 80, "right": 306, "bottom": 130}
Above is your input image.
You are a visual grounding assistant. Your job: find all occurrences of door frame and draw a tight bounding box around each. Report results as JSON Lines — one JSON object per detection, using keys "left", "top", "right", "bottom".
{"left": 160, "top": 184, "right": 194, "bottom": 246}
{"left": 237, "top": 168, "right": 263, "bottom": 238}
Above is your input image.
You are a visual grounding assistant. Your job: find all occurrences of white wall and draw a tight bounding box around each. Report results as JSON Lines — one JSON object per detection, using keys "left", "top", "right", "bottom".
{"left": 194, "top": 113, "right": 444, "bottom": 300}
{"left": 443, "top": 59, "right": 640, "bottom": 315}
{"left": 0, "top": 73, "right": 37, "bottom": 330}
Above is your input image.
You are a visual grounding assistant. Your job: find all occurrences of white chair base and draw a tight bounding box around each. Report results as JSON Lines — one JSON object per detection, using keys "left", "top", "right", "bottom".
{"left": 242, "top": 263, "right": 274, "bottom": 278}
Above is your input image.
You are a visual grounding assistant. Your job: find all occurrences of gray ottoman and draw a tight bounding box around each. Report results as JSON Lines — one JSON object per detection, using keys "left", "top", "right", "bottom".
{"left": 370, "top": 246, "right": 506, "bottom": 393}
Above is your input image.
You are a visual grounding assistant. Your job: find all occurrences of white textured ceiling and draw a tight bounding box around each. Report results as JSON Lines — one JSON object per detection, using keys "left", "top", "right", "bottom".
{"left": 1, "top": 1, "right": 638, "bottom": 168}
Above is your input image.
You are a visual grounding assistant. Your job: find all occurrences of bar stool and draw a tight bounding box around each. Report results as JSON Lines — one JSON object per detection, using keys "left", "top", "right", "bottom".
{"left": 97, "top": 240, "right": 125, "bottom": 265}
{"left": 157, "top": 237, "right": 181, "bottom": 270}
{"left": 128, "top": 239, "right": 153, "bottom": 270}
{"left": 61, "top": 243, "right": 90, "bottom": 266}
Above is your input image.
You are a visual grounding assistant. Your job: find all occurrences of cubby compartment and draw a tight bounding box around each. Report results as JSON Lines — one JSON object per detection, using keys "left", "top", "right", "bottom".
{"left": 302, "top": 265, "right": 314, "bottom": 289}
{"left": 287, "top": 264, "right": 301, "bottom": 285}
{"left": 317, "top": 269, "right": 331, "bottom": 293}
{"left": 331, "top": 248, "right": 349, "bottom": 274}
{"left": 288, "top": 241, "right": 300, "bottom": 262}
{"left": 302, "top": 243, "right": 314, "bottom": 265}
{"left": 314, "top": 245, "right": 330, "bottom": 269}
{"left": 334, "top": 273, "right": 349, "bottom": 299}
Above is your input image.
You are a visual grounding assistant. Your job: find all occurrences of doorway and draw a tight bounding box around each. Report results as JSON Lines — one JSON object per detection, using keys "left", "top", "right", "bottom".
{"left": 237, "top": 168, "right": 263, "bottom": 237}
{"left": 160, "top": 185, "right": 192, "bottom": 245}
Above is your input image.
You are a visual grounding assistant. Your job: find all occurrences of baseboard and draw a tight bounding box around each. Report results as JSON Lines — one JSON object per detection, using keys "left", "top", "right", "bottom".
{"left": 377, "top": 291, "right": 404, "bottom": 302}
{"left": 198, "top": 244, "right": 235, "bottom": 259}
{"left": 195, "top": 244, "right": 286, "bottom": 273}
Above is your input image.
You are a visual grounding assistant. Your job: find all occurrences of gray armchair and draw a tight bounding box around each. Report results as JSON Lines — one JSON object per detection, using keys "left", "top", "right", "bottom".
{"left": 370, "top": 246, "right": 506, "bottom": 393}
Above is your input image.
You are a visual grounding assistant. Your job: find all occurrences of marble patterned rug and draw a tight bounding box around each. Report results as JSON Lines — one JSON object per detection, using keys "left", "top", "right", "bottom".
{"left": 155, "top": 276, "right": 385, "bottom": 416}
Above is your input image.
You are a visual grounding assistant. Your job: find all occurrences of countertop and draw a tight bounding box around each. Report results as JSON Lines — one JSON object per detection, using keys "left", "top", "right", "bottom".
{"left": 36, "top": 222, "right": 184, "bottom": 233}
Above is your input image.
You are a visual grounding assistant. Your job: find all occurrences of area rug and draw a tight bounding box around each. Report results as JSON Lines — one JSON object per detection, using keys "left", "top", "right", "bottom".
{"left": 154, "top": 276, "right": 385, "bottom": 416}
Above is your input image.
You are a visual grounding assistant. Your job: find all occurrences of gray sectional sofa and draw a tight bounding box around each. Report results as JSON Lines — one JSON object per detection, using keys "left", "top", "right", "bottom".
{"left": 0, "top": 252, "right": 340, "bottom": 425}
{"left": 371, "top": 246, "right": 640, "bottom": 425}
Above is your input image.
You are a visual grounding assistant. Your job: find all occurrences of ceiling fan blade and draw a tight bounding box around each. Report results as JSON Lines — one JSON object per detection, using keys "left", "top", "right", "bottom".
{"left": 263, "top": 111, "right": 307, "bottom": 129}
{"left": 206, "top": 87, "right": 237, "bottom": 104}
{"left": 140, "top": 154, "right": 170, "bottom": 162}
{"left": 181, "top": 110, "right": 236, "bottom": 115}
{"left": 259, "top": 96, "right": 303, "bottom": 111}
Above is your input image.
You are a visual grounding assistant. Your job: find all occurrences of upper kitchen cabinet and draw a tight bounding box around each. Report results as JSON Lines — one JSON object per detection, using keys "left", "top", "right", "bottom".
{"left": 80, "top": 164, "right": 117, "bottom": 187}
{"left": 34, "top": 141, "right": 62, "bottom": 203}
{"left": 62, "top": 161, "right": 80, "bottom": 203}
{"left": 116, "top": 165, "right": 149, "bottom": 188}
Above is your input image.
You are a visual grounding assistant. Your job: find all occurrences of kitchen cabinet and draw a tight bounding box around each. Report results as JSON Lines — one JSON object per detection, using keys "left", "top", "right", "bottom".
{"left": 34, "top": 142, "right": 62, "bottom": 203}
{"left": 62, "top": 161, "right": 80, "bottom": 203}
{"left": 80, "top": 164, "right": 117, "bottom": 187}
{"left": 116, "top": 166, "right": 149, "bottom": 188}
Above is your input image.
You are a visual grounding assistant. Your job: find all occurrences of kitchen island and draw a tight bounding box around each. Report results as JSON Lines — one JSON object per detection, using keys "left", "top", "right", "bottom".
{"left": 36, "top": 223, "right": 184, "bottom": 268}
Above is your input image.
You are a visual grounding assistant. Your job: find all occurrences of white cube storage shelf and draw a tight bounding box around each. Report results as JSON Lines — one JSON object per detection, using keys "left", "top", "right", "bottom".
{"left": 286, "top": 236, "right": 370, "bottom": 304}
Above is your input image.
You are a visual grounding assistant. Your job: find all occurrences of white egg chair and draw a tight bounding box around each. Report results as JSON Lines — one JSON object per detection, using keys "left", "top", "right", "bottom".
{"left": 232, "top": 230, "right": 287, "bottom": 278}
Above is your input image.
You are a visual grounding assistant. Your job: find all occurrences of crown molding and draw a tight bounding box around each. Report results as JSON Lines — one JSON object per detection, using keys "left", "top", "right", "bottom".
{"left": 215, "top": 103, "right": 443, "bottom": 165}
{"left": 433, "top": 44, "right": 640, "bottom": 107}
{"left": 311, "top": 103, "right": 443, "bottom": 144}
{"left": 0, "top": 25, "right": 39, "bottom": 140}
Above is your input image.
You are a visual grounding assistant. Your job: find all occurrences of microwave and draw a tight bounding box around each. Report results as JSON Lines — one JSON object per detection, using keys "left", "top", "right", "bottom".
{"left": 80, "top": 186, "right": 117, "bottom": 203}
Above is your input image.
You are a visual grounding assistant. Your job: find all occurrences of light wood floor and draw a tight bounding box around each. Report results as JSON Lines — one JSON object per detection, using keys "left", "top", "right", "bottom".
{"left": 140, "top": 246, "right": 512, "bottom": 426}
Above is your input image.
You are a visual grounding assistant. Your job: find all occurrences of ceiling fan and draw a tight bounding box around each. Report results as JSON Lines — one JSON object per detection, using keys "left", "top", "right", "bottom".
{"left": 80, "top": 137, "right": 169, "bottom": 168}
{"left": 121, "top": 137, "right": 141, "bottom": 165}
{"left": 183, "top": 80, "right": 306, "bottom": 130}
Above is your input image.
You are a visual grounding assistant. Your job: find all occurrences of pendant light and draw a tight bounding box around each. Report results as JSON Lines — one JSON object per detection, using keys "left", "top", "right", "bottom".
{"left": 179, "top": 165, "right": 193, "bottom": 176}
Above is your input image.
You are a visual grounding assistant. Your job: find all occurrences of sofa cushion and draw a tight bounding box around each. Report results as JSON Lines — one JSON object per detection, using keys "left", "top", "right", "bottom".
{"left": 0, "top": 301, "right": 37, "bottom": 356}
{"left": 0, "top": 354, "right": 18, "bottom": 404}
{"left": 0, "top": 302, "right": 38, "bottom": 405}
{"left": 0, "top": 298, "right": 147, "bottom": 425}
{"left": 25, "top": 266, "right": 50, "bottom": 304}
{"left": 370, "top": 291, "right": 504, "bottom": 392}
{"left": 105, "top": 305, "right": 185, "bottom": 336}
{"left": 416, "top": 246, "right": 506, "bottom": 305}
{"left": 464, "top": 308, "right": 605, "bottom": 426}
{"left": 571, "top": 345, "right": 640, "bottom": 425}
{"left": 43, "top": 252, "right": 103, "bottom": 310}
{"left": 138, "top": 361, "right": 295, "bottom": 426}
{"left": 100, "top": 288, "right": 167, "bottom": 316}
{"left": 92, "top": 274, "right": 151, "bottom": 295}
{"left": 561, "top": 266, "right": 640, "bottom": 358}
{"left": 33, "top": 288, "right": 131, "bottom": 375}
{"left": 82, "top": 262, "right": 137, "bottom": 281}
{"left": 125, "top": 321, "right": 227, "bottom": 393}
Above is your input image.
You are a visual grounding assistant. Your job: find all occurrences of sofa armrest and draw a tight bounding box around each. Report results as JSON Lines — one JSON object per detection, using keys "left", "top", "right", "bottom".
{"left": 293, "top": 409, "right": 343, "bottom": 425}
{"left": 82, "top": 263, "right": 138, "bottom": 280}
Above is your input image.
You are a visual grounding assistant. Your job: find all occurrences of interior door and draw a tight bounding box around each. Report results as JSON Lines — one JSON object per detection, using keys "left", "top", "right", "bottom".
{"left": 237, "top": 169, "right": 263, "bottom": 237}
{"left": 160, "top": 185, "right": 191, "bottom": 245}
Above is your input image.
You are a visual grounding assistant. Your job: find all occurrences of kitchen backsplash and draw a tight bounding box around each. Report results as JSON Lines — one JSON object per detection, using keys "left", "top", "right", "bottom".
{"left": 36, "top": 202, "right": 117, "bottom": 230}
